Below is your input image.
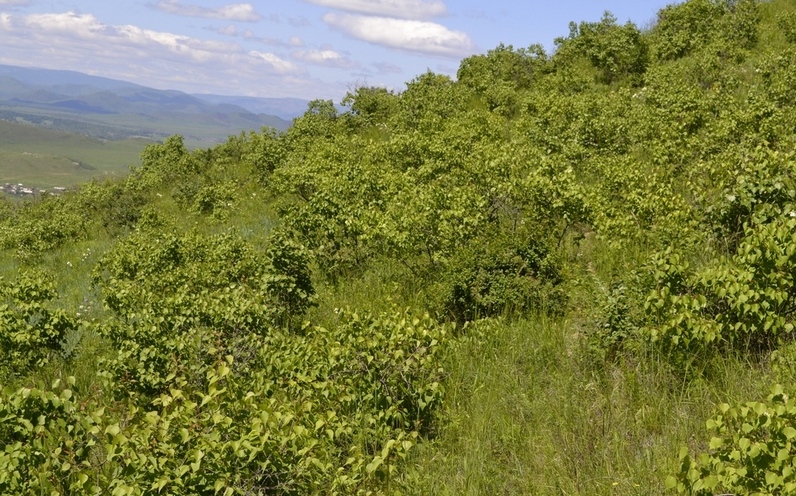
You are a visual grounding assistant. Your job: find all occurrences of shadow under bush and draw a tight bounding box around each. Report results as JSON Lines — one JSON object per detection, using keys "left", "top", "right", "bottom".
{"left": 429, "top": 233, "right": 567, "bottom": 325}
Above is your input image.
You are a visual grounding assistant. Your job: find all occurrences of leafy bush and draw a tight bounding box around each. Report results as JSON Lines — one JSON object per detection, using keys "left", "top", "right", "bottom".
{"left": 556, "top": 12, "right": 648, "bottom": 84}
{"left": 0, "top": 271, "right": 79, "bottom": 379}
{"left": 136, "top": 134, "right": 198, "bottom": 189}
{"left": 585, "top": 283, "right": 638, "bottom": 363}
{"left": 0, "top": 377, "right": 103, "bottom": 495}
{"left": 707, "top": 148, "right": 796, "bottom": 251}
{"left": 644, "top": 215, "right": 796, "bottom": 356}
{"left": 457, "top": 44, "right": 546, "bottom": 115}
{"left": 669, "top": 385, "right": 796, "bottom": 494}
{"left": 192, "top": 181, "right": 237, "bottom": 218}
{"left": 242, "top": 127, "right": 286, "bottom": 180}
{"left": 93, "top": 229, "right": 315, "bottom": 398}
{"left": 0, "top": 310, "right": 449, "bottom": 495}
{"left": 0, "top": 196, "right": 87, "bottom": 257}
{"left": 778, "top": 12, "right": 796, "bottom": 44}
{"left": 78, "top": 179, "right": 150, "bottom": 232}
{"left": 433, "top": 233, "right": 565, "bottom": 324}
{"left": 649, "top": 0, "right": 726, "bottom": 61}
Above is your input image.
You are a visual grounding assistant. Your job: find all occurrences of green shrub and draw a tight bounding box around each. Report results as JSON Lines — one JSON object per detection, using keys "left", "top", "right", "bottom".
{"left": 644, "top": 215, "right": 796, "bottom": 357}
{"left": 242, "top": 127, "right": 286, "bottom": 180}
{"left": 649, "top": 0, "right": 726, "bottom": 61}
{"left": 92, "top": 229, "right": 316, "bottom": 398}
{"left": 0, "top": 271, "right": 79, "bottom": 379}
{"left": 192, "top": 181, "right": 237, "bottom": 218}
{"left": 0, "top": 196, "right": 87, "bottom": 257}
{"left": 707, "top": 148, "right": 796, "bottom": 251}
{"left": 778, "top": 12, "right": 796, "bottom": 44}
{"left": 585, "top": 283, "right": 638, "bottom": 363}
{"left": 433, "top": 234, "right": 565, "bottom": 324}
{"left": 0, "top": 308, "right": 449, "bottom": 494}
{"left": 0, "top": 377, "right": 103, "bottom": 495}
{"left": 669, "top": 384, "right": 796, "bottom": 494}
{"left": 555, "top": 12, "right": 648, "bottom": 85}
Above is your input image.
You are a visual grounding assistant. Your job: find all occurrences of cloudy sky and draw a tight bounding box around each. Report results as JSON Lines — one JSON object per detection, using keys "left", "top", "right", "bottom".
{"left": 0, "top": 0, "right": 674, "bottom": 100}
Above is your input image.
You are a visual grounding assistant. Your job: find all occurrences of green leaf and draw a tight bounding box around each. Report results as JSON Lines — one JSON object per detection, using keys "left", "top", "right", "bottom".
{"left": 365, "top": 456, "right": 383, "bottom": 474}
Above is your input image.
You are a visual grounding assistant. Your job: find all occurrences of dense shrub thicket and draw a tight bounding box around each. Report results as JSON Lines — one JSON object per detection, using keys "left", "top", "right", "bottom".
{"left": 5, "top": 0, "right": 796, "bottom": 493}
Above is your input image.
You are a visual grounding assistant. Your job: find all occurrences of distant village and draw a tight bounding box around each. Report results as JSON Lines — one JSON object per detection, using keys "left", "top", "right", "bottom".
{"left": 2, "top": 183, "right": 67, "bottom": 197}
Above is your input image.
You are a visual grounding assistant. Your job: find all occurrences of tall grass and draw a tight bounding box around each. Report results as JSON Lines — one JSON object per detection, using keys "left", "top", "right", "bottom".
{"left": 400, "top": 314, "right": 770, "bottom": 495}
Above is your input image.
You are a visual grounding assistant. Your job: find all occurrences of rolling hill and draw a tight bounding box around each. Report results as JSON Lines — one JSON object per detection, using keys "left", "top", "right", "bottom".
{"left": 0, "top": 64, "right": 301, "bottom": 146}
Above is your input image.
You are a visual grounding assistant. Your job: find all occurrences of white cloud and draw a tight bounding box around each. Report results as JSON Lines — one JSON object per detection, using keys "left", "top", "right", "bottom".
{"left": 218, "top": 24, "right": 238, "bottom": 36}
{"left": 323, "top": 13, "right": 474, "bottom": 57}
{"left": 249, "top": 51, "right": 299, "bottom": 73}
{"left": 300, "top": 0, "right": 446, "bottom": 20}
{"left": 18, "top": 12, "right": 253, "bottom": 65}
{"left": 292, "top": 49, "right": 358, "bottom": 69}
{"left": 153, "top": 0, "right": 262, "bottom": 22}
{"left": 0, "top": 13, "right": 13, "bottom": 31}
{"left": 219, "top": 25, "right": 303, "bottom": 49}
{"left": 0, "top": 0, "right": 29, "bottom": 5}
{"left": 0, "top": 11, "right": 322, "bottom": 97}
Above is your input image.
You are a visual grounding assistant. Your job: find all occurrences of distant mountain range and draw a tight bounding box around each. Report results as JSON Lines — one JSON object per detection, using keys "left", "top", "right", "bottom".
{"left": 0, "top": 64, "right": 310, "bottom": 145}
{"left": 191, "top": 94, "right": 310, "bottom": 121}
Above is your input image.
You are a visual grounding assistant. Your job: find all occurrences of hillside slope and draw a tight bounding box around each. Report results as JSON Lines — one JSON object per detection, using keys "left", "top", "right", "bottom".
{"left": 3, "top": 1, "right": 796, "bottom": 495}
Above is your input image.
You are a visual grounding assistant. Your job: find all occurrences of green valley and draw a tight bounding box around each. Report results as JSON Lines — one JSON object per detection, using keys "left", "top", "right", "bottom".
{"left": 0, "top": 120, "right": 148, "bottom": 188}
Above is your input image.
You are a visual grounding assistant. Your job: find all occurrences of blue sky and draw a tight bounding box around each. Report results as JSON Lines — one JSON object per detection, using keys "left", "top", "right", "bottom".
{"left": 0, "top": 0, "right": 675, "bottom": 100}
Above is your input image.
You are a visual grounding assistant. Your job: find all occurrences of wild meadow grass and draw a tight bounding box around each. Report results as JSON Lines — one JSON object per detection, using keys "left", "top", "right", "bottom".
{"left": 399, "top": 313, "right": 771, "bottom": 495}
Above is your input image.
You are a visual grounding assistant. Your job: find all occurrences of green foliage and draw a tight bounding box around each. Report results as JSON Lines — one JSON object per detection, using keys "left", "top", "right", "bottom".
{"left": 644, "top": 215, "right": 796, "bottom": 356}
{"left": 264, "top": 230, "right": 315, "bottom": 317}
{"left": 670, "top": 384, "right": 796, "bottom": 495}
{"left": 0, "top": 310, "right": 448, "bottom": 495}
{"left": 555, "top": 12, "right": 648, "bottom": 84}
{"left": 0, "top": 195, "right": 87, "bottom": 257}
{"left": 192, "top": 181, "right": 237, "bottom": 218}
{"left": 0, "top": 377, "right": 104, "bottom": 495}
{"left": 285, "top": 100, "right": 339, "bottom": 155}
{"left": 92, "top": 228, "right": 315, "bottom": 398}
{"left": 724, "top": 0, "right": 762, "bottom": 53}
{"left": 0, "top": 271, "right": 79, "bottom": 379}
{"left": 648, "top": 0, "right": 758, "bottom": 61}
{"left": 778, "top": 12, "right": 796, "bottom": 43}
{"left": 707, "top": 147, "right": 796, "bottom": 250}
{"left": 585, "top": 283, "right": 638, "bottom": 363}
{"left": 7, "top": 1, "right": 796, "bottom": 493}
{"left": 458, "top": 44, "right": 547, "bottom": 114}
{"left": 136, "top": 134, "right": 195, "bottom": 188}
{"left": 342, "top": 86, "right": 400, "bottom": 128}
{"left": 242, "top": 127, "right": 286, "bottom": 179}
{"left": 77, "top": 179, "right": 150, "bottom": 232}
{"left": 433, "top": 232, "right": 565, "bottom": 324}
{"left": 585, "top": 155, "right": 692, "bottom": 244}
{"left": 396, "top": 72, "right": 473, "bottom": 131}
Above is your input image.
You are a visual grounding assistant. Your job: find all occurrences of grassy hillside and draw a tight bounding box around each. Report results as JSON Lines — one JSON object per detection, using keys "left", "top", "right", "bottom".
{"left": 4, "top": 1, "right": 796, "bottom": 495}
{"left": 0, "top": 120, "right": 148, "bottom": 188}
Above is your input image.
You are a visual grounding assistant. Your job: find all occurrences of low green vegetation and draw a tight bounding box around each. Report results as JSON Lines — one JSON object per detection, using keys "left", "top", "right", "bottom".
{"left": 0, "top": 120, "right": 149, "bottom": 188}
{"left": 4, "top": 0, "right": 796, "bottom": 493}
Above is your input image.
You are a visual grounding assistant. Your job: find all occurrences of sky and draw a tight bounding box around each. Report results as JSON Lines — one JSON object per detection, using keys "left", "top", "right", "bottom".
{"left": 0, "top": 0, "right": 676, "bottom": 101}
